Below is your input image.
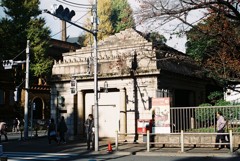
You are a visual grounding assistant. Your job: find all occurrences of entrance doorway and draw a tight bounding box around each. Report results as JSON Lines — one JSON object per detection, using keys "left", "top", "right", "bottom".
{"left": 85, "top": 92, "right": 120, "bottom": 138}
{"left": 98, "top": 105, "right": 118, "bottom": 137}
{"left": 33, "top": 98, "right": 43, "bottom": 119}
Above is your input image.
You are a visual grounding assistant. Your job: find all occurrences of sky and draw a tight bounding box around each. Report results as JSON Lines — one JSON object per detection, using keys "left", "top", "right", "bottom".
{"left": 0, "top": 0, "right": 201, "bottom": 53}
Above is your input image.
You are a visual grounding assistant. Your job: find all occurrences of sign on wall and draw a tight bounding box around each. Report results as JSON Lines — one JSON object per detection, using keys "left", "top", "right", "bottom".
{"left": 70, "top": 78, "right": 77, "bottom": 95}
{"left": 152, "top": 97, "right": 170, "bottom": 133}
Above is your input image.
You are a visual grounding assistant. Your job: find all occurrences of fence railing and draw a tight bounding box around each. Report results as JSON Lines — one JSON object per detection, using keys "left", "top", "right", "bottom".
{"left": 170, "top": 106, "right": 240, "bottom": 133}
{"left": 115, "top": 130, "right": 234, "bottom": 153}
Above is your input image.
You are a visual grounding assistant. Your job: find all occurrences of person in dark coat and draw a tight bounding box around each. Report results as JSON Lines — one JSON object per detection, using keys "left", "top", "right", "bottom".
{"left": 48, "top": 118, "right": 58, "bottom": 144}
{"left": 57, "top": 116, "right": 68, "bottom": 144}
{"left": 12, "top": 118, "right": 17, "bottom": 132}
{"left": 84, "top": 114, "right": 94, "bottom": 150}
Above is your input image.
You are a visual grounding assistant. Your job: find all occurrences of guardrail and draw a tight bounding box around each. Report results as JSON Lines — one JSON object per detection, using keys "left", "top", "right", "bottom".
{"left": 115, "top": 130, "right": 234, "bottom": 153}
{"left": 170, "top": 106, "right": 240, "bottom": 133}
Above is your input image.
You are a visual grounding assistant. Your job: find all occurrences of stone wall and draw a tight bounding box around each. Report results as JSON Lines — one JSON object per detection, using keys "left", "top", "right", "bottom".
{"left": 134, "top": 134, "right": 240, "bottom": 148}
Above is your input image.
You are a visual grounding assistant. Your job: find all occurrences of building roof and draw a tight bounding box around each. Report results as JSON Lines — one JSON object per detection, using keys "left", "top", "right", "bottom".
{"left": 52, "top": 28, "right": 204, "bottom": 80}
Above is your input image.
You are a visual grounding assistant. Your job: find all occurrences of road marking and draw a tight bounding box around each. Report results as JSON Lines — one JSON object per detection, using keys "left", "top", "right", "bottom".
{"left": 4, "top": 152, "right": 78, "bottom": 161}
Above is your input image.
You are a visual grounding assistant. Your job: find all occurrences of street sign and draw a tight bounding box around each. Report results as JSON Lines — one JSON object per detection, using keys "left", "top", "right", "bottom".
{"left": 2, "top": 59, "right": 13, "bottom": 69}
{"left": 2, "top": 60, "right": 26, "bottom": 70}
{"left": 70, "top": 78, "right": 77, "bottom": 95}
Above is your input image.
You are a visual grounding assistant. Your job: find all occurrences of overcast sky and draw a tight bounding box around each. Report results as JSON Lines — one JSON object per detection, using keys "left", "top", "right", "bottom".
{"left": 0, "top": 0, "right": 194, "bottom": 53}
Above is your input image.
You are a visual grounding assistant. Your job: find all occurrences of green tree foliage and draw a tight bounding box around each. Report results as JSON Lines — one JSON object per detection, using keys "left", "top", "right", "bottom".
{"left": 83, "top": 0, "right": 135, "bottom": 45}
{"left": 111, "top": 0, "right": 135, "bottom": 33}
{"left": 0, "top": 0, "right": 52, "bottom": 84}
{"left": 84, "top": 0, "right": 113, "bottom": 45}
{"left": 137, "top": 1, "right": 240, "bottom": 84}
{"left": 27, "top": 18, "right": 52, "bottom": 79}
{"left": 98, "top": 0, "right": 113, "bottom": 41}
{"left": 186, "top": 14, "right": 240, "bottom": 83}
{"left": 196, "top": 91, "right": 231, "bottom": 124}
{"left": 145, "top": 32, "right": 167, "bottom": 46}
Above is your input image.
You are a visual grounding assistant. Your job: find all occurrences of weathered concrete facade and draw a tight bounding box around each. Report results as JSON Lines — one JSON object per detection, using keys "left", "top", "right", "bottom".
{"left": 51, "top": 28, "right": 212, "bottom": 139}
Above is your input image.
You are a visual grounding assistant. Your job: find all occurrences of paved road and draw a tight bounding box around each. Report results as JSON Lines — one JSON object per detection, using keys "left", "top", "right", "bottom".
{"left": 5, "top": 152, "right": 78, "bottom": 161}
{"left": 1, "top": 133, "right": 240, "bottom": 161}
{"left": 4, "top": 151, "right": 240, "bottom": 161}
{"left": 73, "top": 155, "right": 240, "bottom": 161}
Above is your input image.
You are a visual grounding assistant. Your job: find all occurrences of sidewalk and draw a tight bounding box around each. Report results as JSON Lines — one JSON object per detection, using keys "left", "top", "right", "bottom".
{"left": 1, "top": 135, "right": 240, "bottom": 157}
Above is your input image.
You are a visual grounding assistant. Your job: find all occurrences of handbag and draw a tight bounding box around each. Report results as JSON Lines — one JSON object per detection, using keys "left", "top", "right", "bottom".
{"left": 50, "top": 130, "right": 56, "bottom": 136}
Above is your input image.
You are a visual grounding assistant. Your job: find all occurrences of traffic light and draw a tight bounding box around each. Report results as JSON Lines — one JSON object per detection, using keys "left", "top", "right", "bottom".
{"left": 70, "top": 78, "right": 77, "bottom": 95}
{"left": 2, "top": 60, "right": 13, "bottom": 69}
{"left": 52, "top": 5, "right": 75, "bottom": 21}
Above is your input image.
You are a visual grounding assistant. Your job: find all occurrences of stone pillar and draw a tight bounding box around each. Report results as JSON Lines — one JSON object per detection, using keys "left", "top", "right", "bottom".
{"left": 67, "top": 94, "right": 75, "bottom": 140}
{"left": 119, "top": 88, "right": 127, "bottom": 138}
{"left": 77, "top": 90, "right": 84, "bottom": 135}
{"left": 50, "top": 88, "right": 58, "bottom": 123}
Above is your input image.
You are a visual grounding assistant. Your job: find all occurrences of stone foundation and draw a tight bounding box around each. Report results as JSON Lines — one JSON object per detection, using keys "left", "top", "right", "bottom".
{"left": 122, "top": 133, "right": 240, "bottom": 148}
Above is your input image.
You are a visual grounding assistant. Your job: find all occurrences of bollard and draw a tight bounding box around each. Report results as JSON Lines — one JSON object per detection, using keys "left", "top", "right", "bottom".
{"left": 0, "top": 145, "right": 2, "bottom": 156}
{"left": 115, "top": 131, "right": 118, "bottom": 151}
{"left": 229, "top": 130, "right": 233, "bottom": 153}
{"left": 181, "top": 130, "right": 184, "bottom": 152}
{"left": 147, "top": 130, "right": 150, "bottom": 152}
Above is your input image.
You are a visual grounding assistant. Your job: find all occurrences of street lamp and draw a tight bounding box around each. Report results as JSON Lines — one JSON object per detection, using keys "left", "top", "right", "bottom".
{"left": 44, "top": 1, "right": 99, "bottom": 151}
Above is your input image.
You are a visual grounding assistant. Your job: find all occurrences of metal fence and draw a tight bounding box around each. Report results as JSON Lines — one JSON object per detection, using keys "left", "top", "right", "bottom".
{"left": 115, "top": 130, "right": 234, "bottom": 153}
{"left": 170, "top": 106, "right": 240, "bottom": 133}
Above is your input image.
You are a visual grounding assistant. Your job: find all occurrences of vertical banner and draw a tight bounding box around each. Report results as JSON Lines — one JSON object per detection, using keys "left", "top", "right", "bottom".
{"left": 152, "top": 97, "right": 170, "bottom": 133}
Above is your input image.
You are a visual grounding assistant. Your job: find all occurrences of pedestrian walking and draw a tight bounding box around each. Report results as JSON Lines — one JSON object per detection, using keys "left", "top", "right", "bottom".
{"left": 57, "top": 116, "right": 68, "bottom": 144}
{"left": 48, "top": 118, "right": 59, "bottom": 144}
{"left": 0, "top": 121, "right": 8, "bottom": 143}
{"left": 16, "top": 118, "right": 20, "bottom": 132}
{"left": 12, "top": 118, "right": 17, "bottom": 132}
{"left": 214, "top": 111, "right": 229, "bottom": 149}
{"left": 84, "top": 114, "right": 94, "bottom": 150}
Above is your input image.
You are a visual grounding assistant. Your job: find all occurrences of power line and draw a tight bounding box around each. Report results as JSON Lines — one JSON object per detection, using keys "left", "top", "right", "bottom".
{"left": 50, "top": 10, "right": 91, "bottom": 38}
{"left": 61, "top": 0, "right": 92, "bottom": 7}
{"left": 12, "top": 49, "right": 26, "bottom": 60}
{"left": 4, "top": 7, "right": 90, "bottom": 61}
{"left": 56, "top": 0, "right": 92, "bottom": 9}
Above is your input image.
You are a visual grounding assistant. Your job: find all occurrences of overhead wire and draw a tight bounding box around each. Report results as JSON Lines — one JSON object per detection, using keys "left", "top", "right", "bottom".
{"left": 50, "top": 10, "right": 91, "bottom": 38}
{"left": 6, "top": 2, "right": 91, "bottom": 60}
{"left": 56, "top": 0, "right": 92, "bottom": 9}
{"left": 61, "top": 0, "right": 92, "bottom": 7}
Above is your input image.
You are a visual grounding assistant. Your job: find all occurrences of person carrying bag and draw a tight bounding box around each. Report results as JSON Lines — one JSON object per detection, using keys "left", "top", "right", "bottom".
{"left": 48, "top": 118, "right": 58, "bottom": 144}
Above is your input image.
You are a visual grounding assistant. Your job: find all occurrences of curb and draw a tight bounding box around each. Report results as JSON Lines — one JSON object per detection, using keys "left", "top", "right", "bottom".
{"left": 98, "top": 150, "right": 238, "bottom": 157}
{"left": 134, "top": 151, "right": 235, "bottom": 157}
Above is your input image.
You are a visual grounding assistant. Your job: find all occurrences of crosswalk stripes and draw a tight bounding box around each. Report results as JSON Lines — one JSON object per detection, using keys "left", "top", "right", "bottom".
{"left": 3, "top": 152, "right": 79, "bottom": 161}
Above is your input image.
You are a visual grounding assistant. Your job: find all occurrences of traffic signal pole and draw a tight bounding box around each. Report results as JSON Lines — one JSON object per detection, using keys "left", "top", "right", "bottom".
{"left": 92, "top": 0, "right": 99, "bottom": 151}
{"left": 44, "top": 0, "right": 99, "bottom": 151}
{"left": 24, "top": 40, "right": 30, "bottom": 139}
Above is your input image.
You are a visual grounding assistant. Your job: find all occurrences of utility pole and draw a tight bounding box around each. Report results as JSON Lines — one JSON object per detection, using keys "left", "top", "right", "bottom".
{"left": 24, "top": 40, "right": 30, "bottom": 139}
{"left": 92, "top": 0, "right": 99, "bottom": 152}
{"left": 44, "top": 0, "right": 99, "bottom": 151}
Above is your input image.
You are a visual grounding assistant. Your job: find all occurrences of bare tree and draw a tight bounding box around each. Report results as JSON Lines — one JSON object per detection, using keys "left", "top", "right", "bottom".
{"left": 135, "top": 0, "right": 240, "bottom": 32}
{"left": 135, "top": 0, "right": 240, "bottom": 87}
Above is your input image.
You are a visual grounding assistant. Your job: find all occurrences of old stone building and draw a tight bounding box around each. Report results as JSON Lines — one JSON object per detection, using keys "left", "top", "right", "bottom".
{"left": 51, "top": 28, "right": 217, "bottom": 139}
